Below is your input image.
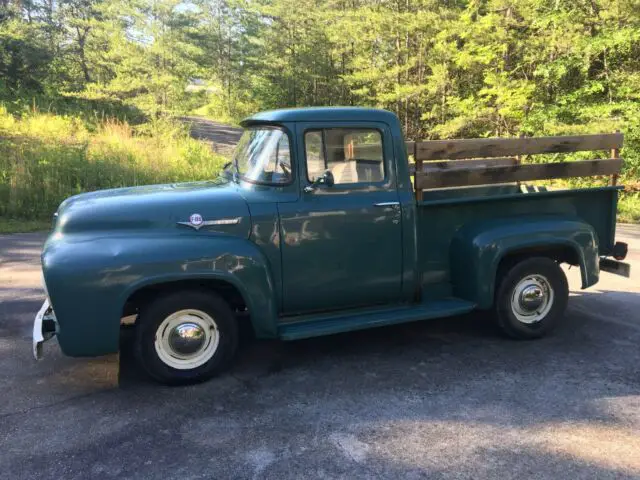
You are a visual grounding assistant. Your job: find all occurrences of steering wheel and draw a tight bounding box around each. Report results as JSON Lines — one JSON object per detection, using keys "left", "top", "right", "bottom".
{"left": 277, "top": 161, "right": 291, "bottom": 177}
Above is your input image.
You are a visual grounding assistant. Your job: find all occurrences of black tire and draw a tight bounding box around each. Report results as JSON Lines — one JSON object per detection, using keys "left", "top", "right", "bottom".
{"left": 494, "top": 257, "right": 569, "bottom": 339}
{"left": 134, "top": 290, "right": 238, "bottom": 385}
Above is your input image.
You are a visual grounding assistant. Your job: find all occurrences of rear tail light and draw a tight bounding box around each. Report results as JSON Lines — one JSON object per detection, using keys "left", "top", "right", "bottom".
{"left": 613, "top": 241, "right": 628, "bottom": 261}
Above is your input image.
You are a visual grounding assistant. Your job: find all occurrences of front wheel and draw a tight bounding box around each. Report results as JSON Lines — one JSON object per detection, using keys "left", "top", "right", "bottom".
{"left": 134, "top": 290, "right": 238, "bottom": 385}
{"left": 494, "top": 257, "right": 569, "bottom": 339}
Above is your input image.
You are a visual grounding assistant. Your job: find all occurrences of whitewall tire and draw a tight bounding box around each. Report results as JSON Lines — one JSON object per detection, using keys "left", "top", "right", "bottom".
{"left": 494, "top": 257, "right": 569, "bottom": 339}
{"left": 135, "top": 290, "right": 238, "bottom": 385}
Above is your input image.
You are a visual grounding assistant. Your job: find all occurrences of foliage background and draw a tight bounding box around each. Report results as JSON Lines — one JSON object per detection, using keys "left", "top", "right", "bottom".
{"left": 1, "top": 0, "right": 639, "bottom": 224}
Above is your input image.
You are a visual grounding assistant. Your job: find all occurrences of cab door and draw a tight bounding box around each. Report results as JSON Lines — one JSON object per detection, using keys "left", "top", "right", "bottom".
{"left": 278, "top": 122, "right": 403, "bottom": 315}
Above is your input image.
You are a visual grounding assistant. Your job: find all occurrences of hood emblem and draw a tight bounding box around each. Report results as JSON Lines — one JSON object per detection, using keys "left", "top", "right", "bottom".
{"left": 178, "top": 214, "right": 241, "bottom": 231}
{"left": 189, "top": 213, "right": 203, "bottom": 226}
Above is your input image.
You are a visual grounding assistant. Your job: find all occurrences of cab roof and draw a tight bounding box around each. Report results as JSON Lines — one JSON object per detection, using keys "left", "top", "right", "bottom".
{"left": 240, "top": 107, "right": 399, "bottom": 126}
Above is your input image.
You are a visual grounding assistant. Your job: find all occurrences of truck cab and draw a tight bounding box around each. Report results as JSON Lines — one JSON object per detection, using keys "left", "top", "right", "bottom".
{"left": 34, "top": 107, "right": 629, "bottom": 385}
{"left": 239, "top": 109, "right": 409, "bottom": 314}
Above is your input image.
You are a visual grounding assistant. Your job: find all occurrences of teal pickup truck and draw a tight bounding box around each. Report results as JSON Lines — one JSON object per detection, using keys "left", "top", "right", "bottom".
{"left": 33, "top": 107, "right": 630, "bottom": 384}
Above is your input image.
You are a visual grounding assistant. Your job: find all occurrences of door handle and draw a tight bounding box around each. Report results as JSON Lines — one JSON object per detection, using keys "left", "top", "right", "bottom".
{"left": 373, "top": 202, "right": 400, "bottom": 207}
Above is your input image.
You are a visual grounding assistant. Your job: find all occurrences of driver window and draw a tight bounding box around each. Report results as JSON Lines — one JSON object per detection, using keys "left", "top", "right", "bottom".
{"left": 304, "top": 128, "right": 385, "bottom": 184}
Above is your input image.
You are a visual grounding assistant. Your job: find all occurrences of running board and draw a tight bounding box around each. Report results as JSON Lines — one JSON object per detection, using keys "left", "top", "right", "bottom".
{"left": 278, "top": 299, "right": 476, "bottom": 341}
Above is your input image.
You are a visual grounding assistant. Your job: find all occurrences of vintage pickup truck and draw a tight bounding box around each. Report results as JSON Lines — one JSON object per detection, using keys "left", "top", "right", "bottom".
{"left": 34, "top": 107, "right": 630, "bottom": 384}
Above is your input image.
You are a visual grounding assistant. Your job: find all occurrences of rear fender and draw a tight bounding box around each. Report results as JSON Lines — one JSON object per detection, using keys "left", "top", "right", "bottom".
{"left": 450, "top": 217, "right": 599, "bottom": 309}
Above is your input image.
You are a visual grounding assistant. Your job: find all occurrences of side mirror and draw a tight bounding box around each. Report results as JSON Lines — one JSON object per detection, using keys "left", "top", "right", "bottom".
{"left": 321, "top": 170, "right": 335, "bottom": 187}
{"left": 304, "top": 170, "right": 334, "bottom": 193}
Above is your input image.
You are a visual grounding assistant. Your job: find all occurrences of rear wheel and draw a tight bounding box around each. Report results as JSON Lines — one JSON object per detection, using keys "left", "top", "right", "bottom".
{"left": 494, "top": 257, "right": 569, "bottom": 339}
{"left": 135, "top": 290, "right": 238, "bottom": 385}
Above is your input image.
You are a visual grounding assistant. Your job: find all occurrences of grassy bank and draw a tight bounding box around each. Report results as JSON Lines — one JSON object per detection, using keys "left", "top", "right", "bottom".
{"left": 0, "top": 107, "right": 227, "bottom": 223}
{"left": 1, "top": 105, "right": 638, "bottom": 235}
{"left": 618, "top": 193, "right": 640, "bottom": 223}
{"left": 0, "top": 219, "right": 52, "bottom": 234}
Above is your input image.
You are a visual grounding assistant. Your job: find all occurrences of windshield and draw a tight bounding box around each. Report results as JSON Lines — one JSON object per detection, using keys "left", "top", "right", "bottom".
{"left": 232, "top": 127, "right": 292, "bottom": 185}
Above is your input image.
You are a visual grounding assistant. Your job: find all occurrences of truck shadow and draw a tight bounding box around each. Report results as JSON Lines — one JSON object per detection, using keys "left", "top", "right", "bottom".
{"left": 117, "top": 308, "right": 497, "bottom": 387}
{"left": 118, "top": 289, "right": 640, "bottom": 392}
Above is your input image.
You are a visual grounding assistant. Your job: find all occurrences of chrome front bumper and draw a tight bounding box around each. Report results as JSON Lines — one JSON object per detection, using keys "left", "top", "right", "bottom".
{"left": 33, "top": 300, "right": 57, "bottom": 360}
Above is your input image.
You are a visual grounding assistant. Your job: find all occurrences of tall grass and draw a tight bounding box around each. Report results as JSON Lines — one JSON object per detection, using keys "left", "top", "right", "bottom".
{"left": 0, "top": 106, "right": 227, "bottom": 220}
{"left": 618, "top": 193, "right": 640, "bottom": 223}
{"left": 1, "top": 105, "right": 638, "bottom": 226}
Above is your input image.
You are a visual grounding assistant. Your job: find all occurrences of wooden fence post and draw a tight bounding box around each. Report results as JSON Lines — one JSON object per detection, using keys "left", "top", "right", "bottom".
{"left": 413, "top": 142, "right": 422, "bottom": 201}
{"left": 516, "top": 132, "right": 524, "bottom": 189}
{"left": 611, "top": 129, "right": 620, "bottom": 186}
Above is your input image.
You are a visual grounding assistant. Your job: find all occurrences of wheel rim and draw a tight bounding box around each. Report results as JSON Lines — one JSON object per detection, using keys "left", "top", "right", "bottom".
{"left": 510, "top": 274, "right": 554, "bottom": 324}
{"left": 154, "top": 309, "right": 220, "bottom": 370}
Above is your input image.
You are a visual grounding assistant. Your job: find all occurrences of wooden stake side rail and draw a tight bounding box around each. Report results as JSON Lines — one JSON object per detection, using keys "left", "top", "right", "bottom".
{"left": 409, "top": 157, "right": 518, "bottom": 175}
{"left": 416, "top": 158, "right": 623, "bottom": 190}
{"left": 410, "top": 133, "right": 624, "bottom": 161}
{"left": 407, "top": 132, "right": 624, "bottom": 197}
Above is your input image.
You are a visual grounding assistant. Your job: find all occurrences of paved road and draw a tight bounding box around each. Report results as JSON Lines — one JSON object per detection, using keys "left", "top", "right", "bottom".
{"left": 0, "top": 224, "right": 639, "bottom": 479}
{"left": 180, "top": 116, "right": 243, "bottom": 156}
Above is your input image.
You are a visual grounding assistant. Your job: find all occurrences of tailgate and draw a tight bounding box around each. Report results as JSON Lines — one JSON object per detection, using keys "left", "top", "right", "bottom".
{"left": 571, "top": 187, "right": 620, "bottom": 256}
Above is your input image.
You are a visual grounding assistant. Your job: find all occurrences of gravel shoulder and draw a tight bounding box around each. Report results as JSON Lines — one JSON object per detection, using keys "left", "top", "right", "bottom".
{"left": 180, "top": 116, "right": 242, "bottom": 157}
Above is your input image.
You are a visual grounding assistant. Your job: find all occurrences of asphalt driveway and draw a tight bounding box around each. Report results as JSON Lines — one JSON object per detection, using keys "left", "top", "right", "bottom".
{"left": 0, "top": 226, "right": 639, "bottom": 479}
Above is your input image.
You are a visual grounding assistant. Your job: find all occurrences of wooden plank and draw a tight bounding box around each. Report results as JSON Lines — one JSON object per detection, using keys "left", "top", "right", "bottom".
{"left": 416, "top": 158, "right": 623, "bottom": 190}
{"left": 415, "top": 133, "right": 624, "bottom": 160}
{"left": 422, "top": 157, "right": 518, "bottom": 173}
{"left": 409, "top": 157, "right": 518, "bottom": 175}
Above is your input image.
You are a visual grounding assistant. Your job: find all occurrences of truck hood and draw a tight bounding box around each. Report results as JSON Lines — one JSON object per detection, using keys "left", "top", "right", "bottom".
{"left": 54, "top": 177, "right": 251, "bottom": 238}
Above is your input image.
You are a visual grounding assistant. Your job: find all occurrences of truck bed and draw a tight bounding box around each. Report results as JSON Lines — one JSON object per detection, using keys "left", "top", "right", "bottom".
{"left": 416, "top": 185, "right": 619, "bottom": 299}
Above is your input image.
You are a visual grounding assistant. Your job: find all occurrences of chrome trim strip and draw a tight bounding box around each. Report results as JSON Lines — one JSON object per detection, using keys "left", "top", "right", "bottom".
{"left": 373, "top": 202, "right": 400, "bottom": 207}
{"left": 177, "top": 217, "right": 242, "bottom": 230}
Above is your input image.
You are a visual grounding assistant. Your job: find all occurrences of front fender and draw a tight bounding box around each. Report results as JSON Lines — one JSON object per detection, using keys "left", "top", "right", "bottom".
{"left": 42, "top": 232, "right": 278, "bottom": 356}
{"left": 450, "top": 216, "right": 599, "bottom": 309}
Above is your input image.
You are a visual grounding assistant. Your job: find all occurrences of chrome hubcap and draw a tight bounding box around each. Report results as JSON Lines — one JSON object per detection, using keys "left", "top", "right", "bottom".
{"left": 168, "top": 322, "right": 206, "bottom": 355}
{"left": 154, "top": 309, "right": 219, "bottom": 370}
{"left": 511, "top": 275, "right": 554, "bottom": 324}
{"left": 520, "top": 285, "right": 544, "bottom": 310}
